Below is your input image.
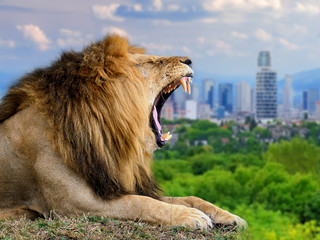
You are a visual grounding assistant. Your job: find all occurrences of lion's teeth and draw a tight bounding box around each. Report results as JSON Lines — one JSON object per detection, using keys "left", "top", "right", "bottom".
{"left": 180, "top": 78, "right": 187, "bottom": 92}
{"left": 161, "top": 132, "right": 172, "bottom": 141}
{"left": 187, "top": 82, "right": 191, "bottom": 95}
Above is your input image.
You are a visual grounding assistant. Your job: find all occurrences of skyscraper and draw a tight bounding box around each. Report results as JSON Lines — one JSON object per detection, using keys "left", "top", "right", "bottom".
{"left": 191, "top": 83, "right": 199, "bottom": 102}
{"left": 236, "top": 80, "right": 252, "bottom": 114}
{"left": 302, "top": 91, "right": 308, "bottom": 110}
{"left": 282, "top": 75, "right": 293, "bottom": 115}
{"left": 172, "top": 87, "right": 187, "bottom": 116}
{"left": 258, "top": 51, "right": 271, "bottom": 67}
{"left": 202, "top": 79, "right": 215, "bottom": 109}
{"left": 307, "top": 88, "right": 319, "bottom": 113}
{"left": 256, "top": 51, "right": 278, "bottom": 119}
{"left": 218, "top": 83, "right": 233, "bottom": 114}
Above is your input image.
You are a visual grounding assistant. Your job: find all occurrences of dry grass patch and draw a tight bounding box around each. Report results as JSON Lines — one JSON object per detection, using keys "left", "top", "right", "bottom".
{"left": 0, "top": 215, "right": 248, "bottom": 239}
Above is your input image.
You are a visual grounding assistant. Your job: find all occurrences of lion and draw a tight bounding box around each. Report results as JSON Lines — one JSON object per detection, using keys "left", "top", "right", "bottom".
{"left": 0, "top": 35, "right": 246, "bottom": 230}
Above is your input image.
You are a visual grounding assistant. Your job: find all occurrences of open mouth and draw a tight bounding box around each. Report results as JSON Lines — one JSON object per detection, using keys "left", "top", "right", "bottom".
{"left": 150, "top": 75, "right": 192, "bottom": 148}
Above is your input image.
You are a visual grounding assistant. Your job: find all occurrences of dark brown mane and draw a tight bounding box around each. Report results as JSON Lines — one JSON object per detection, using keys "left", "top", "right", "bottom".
{"left": 0, "top": 35, "right": 161, "bottom": 200}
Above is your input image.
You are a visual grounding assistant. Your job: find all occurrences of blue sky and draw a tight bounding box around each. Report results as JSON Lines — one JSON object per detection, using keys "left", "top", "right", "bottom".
{"left": 0, "top": 0, "right": 320, "bottom": 79}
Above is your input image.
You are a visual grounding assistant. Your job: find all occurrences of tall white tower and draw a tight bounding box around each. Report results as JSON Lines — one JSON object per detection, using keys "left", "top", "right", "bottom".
{"left": 282, "top": 75, "right": 293, "bottom": 117}
{"left": 236, "top": 80, "right": 252, "bottom": 114}
{"left": 256, "top": 51, "right": 278, "bottom": 119}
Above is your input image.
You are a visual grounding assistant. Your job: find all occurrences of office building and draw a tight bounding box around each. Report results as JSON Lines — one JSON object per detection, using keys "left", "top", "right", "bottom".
{"left": 185, "top": 100, "right": 197, "bottom": 120}
{"left": 191, "top": 83, "right": 199, "bottom": 102}
{"left": 307, "top": 88, "right": 319, "bottom": 113}
{"left": 161, "top": 100, "right": 174, "bottom": 120}
{"left": 218, "top": 83, "right": 233, "bottom": 114}
{"left": 172, "top": 87, "right": 187, "bottom": 114}
{"left": 236, "top": 80, "right": 252, "bottom": 114}
{"left": 256, "top": 51, "right": 277, "bottom": 119}
{"left": 258, "top": 51, "right": 271, "bottom": 67}
{"left": 282, "top": 75, "right": 293, "bottom": 116}
{"left": 316, "top": 101, "right": 320, "bottom": 121}
{"left": 302, "top": 91, "right": 308, "bottom": 110}
{"left": 202, "top": 79, "right": 215, "bottom": 109}
{"left": 197, "top": 104, "right": 211, "bottom": 119}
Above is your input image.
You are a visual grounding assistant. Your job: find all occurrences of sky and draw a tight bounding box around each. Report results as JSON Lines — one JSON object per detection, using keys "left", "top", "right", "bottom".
{"left": 1, "top": 0, "right": 320, "bottom": 80}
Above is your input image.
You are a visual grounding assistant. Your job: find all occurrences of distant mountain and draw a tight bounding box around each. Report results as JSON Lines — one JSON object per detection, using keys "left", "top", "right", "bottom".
{"left": 278, "top": 68, "right": 320, "bottom": 105}
{"left": 278, "top": 68, "right": 320, "bottom": 93}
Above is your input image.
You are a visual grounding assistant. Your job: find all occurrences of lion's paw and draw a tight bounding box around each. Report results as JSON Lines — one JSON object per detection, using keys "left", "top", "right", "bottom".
{"left": 171, "top": 205, "right": 213, "bottom": 230}
{"left": 212, "top": 209, "right": 247, "bottom": 230}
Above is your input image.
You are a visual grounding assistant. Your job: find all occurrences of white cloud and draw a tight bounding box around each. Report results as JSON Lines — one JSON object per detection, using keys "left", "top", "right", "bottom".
{"left": 207, "top": 40, "right": 232, "bottom": 56}
{"left": 203, "top": 0, "right": 282, "bottom": 11}
{"left": 141, "top": 42, "right": 173, "bottom": 53}
{"left": 200, "top": 18, "right": 218, "bottom": 24}
{"left": 197, "top": 37, "right": 206, "bottom": 44}
{"left": 16, "top": 24, "right": 50, "bottom": 51}
{"left": 295, "top": 2, "right": 320, "bottom": 15}
{"left": 215, "top": 40, "right": 232, "bottom": 54}
{"left": 133, "top": 4, "right": 143, "bottom": 12}
{"left": 167, "top": 4, "right": 180, "bottom": 11}
{"left": 152, "top": 20, "right": 172, "bottom": 25}
{"left": 92, "top": 4, "right": 124, "bottom": 22}
{"left": 60, "top": 28, "right": 82, "bottom": 38}
{"left": 101, "top": 27, "right": 128, "bottom": 37}
{"left": 153, "top": 0, "right": 163, "bottom": 11}
{"left": 231, "top": 31, "right": 248, "bottom": 39}
{"left": 57, "top": 29, "right": 95, "bottom": 49}
{"left": 0, "top": 38, "right": 15, "bottom": 48}
{"left": 182, "top": 46, "right": 192, "bottom": 55}
{"left": 255, "top": 28, "right": 272, "bottom": 42}
{"left": 278, "top": 38, "right": 298, "bottom": 50}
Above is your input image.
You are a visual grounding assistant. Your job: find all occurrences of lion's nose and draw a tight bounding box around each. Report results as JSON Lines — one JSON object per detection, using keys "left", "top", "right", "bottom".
{"left": 180, "top": 58, "right": 192, "bottom": 67}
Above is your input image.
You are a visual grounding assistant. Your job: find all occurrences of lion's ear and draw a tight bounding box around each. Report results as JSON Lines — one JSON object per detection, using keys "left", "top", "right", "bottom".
{"left": 101, "top": 34, "right": 129, "bottom": 58}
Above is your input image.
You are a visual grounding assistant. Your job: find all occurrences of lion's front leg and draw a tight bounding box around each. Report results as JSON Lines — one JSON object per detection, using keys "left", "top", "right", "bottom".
{"left": 161, "top": 196, "right": 247, "bottom": 230}
{"left": 34, "top": 153, "right": 213, "bottom": 230}
{"left": 93, "top": 195, "right": 213, "bottom": 230}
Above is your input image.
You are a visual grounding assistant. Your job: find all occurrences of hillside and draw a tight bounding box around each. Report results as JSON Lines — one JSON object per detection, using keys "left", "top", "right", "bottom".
{"left": 0, "top": 215, "right": 244, "bottom": 240}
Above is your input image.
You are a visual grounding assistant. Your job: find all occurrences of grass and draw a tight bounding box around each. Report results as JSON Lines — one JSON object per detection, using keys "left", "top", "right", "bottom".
{"left": 0, "top": 215, "right": 248, "bottom": 240}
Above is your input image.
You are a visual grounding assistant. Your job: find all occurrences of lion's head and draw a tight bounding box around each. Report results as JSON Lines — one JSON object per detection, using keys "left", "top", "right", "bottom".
{"left": 129, "top": 53, "right": 193, "bottom": 149}
{"left": 0, "top": 35, "right": 193, "bottom": 200}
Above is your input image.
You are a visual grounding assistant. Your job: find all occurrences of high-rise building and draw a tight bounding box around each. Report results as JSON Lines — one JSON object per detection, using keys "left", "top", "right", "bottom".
{"left": 307, "top": 88, "right": 319, "bottom": 113}
{"left": 236, "top": 80, "right": 252, "bottom": 114}
{"left": 258, "top": 51, "right": 271, "bottom": 67}
{"left": 191, "top": 83, "right": 199, "bottom": 102}
{"left": 172, "top": 87, "right": 187, "bottom": 114}
{"left": 197, "top": 104, "right": 211, "bottom": 119}
{"left": 282, "top": 75, "right": 293, "bottom": 115}
{"left": 256, "top": 51, "right": 277, "bottom": 119}
{"left": 161, "top": 100, "right": 174, "bottom": 120}
{"left": 202, "top": 79, "right": 215, "bottom": 109}
{"left": 302, "top": 91, "right": 308, "bottom": 110}
{"left": 218, "top": 83, "right": 233, "bottom": 114}
{"left": 185, "top": 100, "right": 197, "bottom": 120}
{"left": 316, "top": 101, "right": 320, "bottom": 121}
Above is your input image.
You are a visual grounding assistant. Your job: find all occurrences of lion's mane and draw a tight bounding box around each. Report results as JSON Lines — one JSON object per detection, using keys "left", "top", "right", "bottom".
{"left": 0, "top": 35, "right": 160, "bottom": 200}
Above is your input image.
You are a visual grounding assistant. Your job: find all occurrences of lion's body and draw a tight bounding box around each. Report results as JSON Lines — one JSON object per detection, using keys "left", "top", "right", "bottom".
{"left": 0, "top": 35, "right": 246, "bottom": 230}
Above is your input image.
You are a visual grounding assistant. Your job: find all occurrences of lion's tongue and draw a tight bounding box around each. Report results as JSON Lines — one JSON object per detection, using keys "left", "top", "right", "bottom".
{"left": 153, "top": 105, "right": 162, "bottom": 132}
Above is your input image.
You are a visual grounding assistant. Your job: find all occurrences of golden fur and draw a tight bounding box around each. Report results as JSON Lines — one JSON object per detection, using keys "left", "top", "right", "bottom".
{"left": 0, "top": 36, "right": 159, "bottom": 200}
{"left": 0, "top": 35, "right": 246, "bottom": 230}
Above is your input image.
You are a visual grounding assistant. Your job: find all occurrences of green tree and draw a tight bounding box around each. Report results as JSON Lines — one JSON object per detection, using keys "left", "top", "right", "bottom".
{"left": 264, "top": 138, "right": 320, "bottom": 175}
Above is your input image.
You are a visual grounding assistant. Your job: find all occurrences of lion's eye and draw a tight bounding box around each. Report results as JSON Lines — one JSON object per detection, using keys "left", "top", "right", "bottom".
{"left": 156, "top": 60, "right": 164, "bottom": 66}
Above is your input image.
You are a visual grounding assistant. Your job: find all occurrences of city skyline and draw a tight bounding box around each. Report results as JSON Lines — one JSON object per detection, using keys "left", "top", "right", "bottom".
{"left": 167, "top": 50, "right": 319, "bottom": 121}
